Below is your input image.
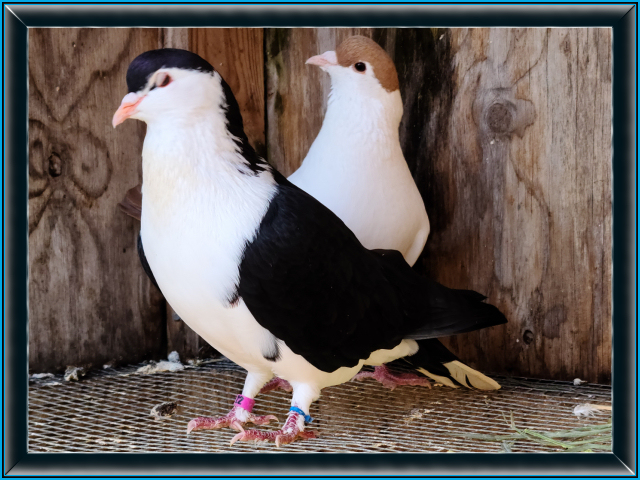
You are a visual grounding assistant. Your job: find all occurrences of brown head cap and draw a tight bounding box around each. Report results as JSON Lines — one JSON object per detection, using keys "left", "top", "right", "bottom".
{"left": 336, "top": 36, "right": 399, "bottom": 93}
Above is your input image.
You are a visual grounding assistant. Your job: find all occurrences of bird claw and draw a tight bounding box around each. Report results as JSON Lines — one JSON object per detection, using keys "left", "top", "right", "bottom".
{"left": 186, "top": 406, "right": 278, "bottom": 434}
{"left": 248, "top": 414, "right": 279, "bottom": 426}
{"left": 353, "top": 365, "right": 432, "bottom": 390}
{"left": 259, "top": 377, "right": 293, "bottom": 394}
{"left": 276, "top": 429, "right": 316, "bottom": 448}
{"left": 230, "top": 420, "right": 243, "bottom": 432}
{"left": 229, "top": 412, "right": 317, "bottom": 447}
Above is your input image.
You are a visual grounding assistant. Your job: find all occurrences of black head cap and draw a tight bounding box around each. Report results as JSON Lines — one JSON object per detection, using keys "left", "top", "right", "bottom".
{"left": 126, "top": 48, "right": 215, "bottom": 93}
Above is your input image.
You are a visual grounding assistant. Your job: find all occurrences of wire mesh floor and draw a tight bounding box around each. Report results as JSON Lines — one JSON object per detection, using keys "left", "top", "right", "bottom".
{"left": 29, "top": 359, "right": 612, "bottom": 453}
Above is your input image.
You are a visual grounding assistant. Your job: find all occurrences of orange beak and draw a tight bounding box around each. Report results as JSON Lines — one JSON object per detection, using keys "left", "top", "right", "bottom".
{"left": 112, "top": 92, "right": 143, "bottom": 127}
{"left": 305, "top": 50, "right": 338, "bottom": 68}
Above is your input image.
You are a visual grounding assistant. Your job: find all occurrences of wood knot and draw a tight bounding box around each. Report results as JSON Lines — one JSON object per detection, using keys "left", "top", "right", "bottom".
{"left": 486, "top": 102, "right": 514, "bottom": 134}
{"left": 522, "top": 329, "right": 534, "bottom": 345}
{"left": 48, "top": 153, "right": 62, "bottom": 177}
{"left": 473, "top": 88, "right": 536, "bottom": 139}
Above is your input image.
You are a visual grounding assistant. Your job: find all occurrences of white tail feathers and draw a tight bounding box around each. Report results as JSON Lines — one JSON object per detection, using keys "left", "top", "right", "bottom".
{"left": 446, "top": 360, "right": 501, "bottom": 390}
{"left": 418, "top": 360, "right": 501, "bottom": 390}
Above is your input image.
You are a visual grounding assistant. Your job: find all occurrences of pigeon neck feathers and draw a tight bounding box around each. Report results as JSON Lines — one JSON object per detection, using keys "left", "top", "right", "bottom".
{"left": 324, "top": 84, "right": 403, "bottom": 144}
{"left": 299, "top": 85, "right": 403, "bottom": 171}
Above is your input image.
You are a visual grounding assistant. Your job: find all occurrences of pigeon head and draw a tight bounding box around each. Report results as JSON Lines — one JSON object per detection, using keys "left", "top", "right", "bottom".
{"left": 306, "top": 36, "right": 400, "bottom": 96}
{"left": 113, "top": 48, "right": 239, "bottom": 128}
{"left": 113, "top": 48, "right": 264, "bottom": 174}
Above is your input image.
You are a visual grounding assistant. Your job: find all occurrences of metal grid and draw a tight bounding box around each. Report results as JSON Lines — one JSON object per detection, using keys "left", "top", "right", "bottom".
{"left": 29, "top": 359, "right": 612, "bottom": 453}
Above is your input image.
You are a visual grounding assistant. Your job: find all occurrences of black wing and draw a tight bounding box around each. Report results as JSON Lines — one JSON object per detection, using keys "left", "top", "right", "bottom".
{"left": 238, "top": 173, "right": 506, "bottom": 373}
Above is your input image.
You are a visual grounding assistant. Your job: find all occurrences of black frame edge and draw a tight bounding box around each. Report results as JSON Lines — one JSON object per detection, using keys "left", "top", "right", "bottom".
{"left": 611, "top": 3, "right": 638, "bottom": 476}
{"left": 6, "top": 452, "right": 635, "bottom": 476}
{"left": 3, "top": 4, "right": 29, "bottom": 476}
{"left": 4, "top": 3, "right": 637, "bottom": 476}
{"left": 6, "top": 3, "right": 636, "bottom": 28}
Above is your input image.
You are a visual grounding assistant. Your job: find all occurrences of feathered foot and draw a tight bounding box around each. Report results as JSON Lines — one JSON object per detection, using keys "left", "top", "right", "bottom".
{"left": 186, "top": 405, "right": 278, "bottom": 434}
{"left": 259, "top": 377, "right": 293, "bottom": 394}
{"left": 353, "top": 365, "right": 432, "bottom": 390}
{"left": 229, "top": 411, "right": 316, "bottom": 447}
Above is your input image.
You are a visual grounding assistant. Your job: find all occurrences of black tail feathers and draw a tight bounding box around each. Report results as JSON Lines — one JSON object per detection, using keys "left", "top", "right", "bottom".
{"left": 404, "top": 278, "right": 507, "bottom": 340}
{"left": 373, "top": 249, "right": 507, "bottom": 341}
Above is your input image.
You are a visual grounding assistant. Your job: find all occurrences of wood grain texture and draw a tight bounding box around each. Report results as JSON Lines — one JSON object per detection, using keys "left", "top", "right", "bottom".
{"left": 163, "top": 28, "right": 266, "bottom": 359}
{"left": 28, "top": 28, "right": 167, "bottom": 372}
{"left": 265, "top": 28, "right": 612, "bottom": 382}
{"left": 429, "top": 28, "right": 612, "bottom": 384}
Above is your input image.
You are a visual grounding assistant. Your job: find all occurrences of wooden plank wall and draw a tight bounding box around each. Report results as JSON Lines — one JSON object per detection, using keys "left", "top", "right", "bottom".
{"left": 28, "top": 29, "right": 167, "bottom": 371}
{"left": 29, "top": 28, "right": 612, "bottom": 383}
{"left": 265, "top": 28, "right": 612, "bottom": 383}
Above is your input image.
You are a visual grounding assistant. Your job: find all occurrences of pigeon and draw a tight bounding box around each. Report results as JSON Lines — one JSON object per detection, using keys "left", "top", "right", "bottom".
{"left": 288, "top": 36, "right": 500, "bottom": 391}
{"left": 113, "top": 48, "right": 507, "bottom": 446}
{"left": 118, "top": 38, "right": 502, "bottom": 391}
{"left": 291, "top": 36, "right": 430, "bottom": 265}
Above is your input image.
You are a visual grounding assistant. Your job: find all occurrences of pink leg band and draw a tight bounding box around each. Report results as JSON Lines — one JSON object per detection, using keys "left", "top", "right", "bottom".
{"left": 234, "top": 394, "right": 255, "bottom": 412}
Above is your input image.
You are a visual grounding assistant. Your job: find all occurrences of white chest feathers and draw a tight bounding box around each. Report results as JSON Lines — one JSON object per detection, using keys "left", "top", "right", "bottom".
{"left": 289, "top": 89, "right": 430, "bottom": 265}
{"left": 139, "top": 112, "right": 276, "bottom": 314}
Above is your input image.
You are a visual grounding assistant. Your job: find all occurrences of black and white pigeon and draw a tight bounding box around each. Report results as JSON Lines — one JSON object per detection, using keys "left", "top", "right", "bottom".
{"left": 117, "top": 38, "right": 499, "bottom": 391}
{"left": 113, "top": 48, "right": 507, "bottom": 446}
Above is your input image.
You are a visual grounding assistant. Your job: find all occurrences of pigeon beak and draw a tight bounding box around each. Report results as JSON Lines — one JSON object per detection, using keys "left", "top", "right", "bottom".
{"left": 305, "top": 50, "right": 338, "bottom": 69}
{"left": 112, "top": 92, "right": 143, "bottom": 128}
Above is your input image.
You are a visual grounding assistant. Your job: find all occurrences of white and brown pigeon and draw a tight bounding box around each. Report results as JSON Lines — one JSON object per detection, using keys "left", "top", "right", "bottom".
{"left": 113, "top": 48, "right": 507, "bottom": 446}
{"left": 290, "top": 36, "right": 430, "bottom": 265}
{"left": 287, "top": 36, "right": 500, "bottom": 391}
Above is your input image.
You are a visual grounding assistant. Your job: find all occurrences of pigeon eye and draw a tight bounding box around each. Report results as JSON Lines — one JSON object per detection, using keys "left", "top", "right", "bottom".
{"left": 156, "top": 73, "right": 172, "bottom": 88}
{"left": 354, "top": 62, "right": 366, "bottom": 73}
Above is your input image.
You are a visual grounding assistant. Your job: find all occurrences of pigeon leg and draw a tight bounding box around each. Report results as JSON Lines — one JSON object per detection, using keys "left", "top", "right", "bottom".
{"left": 353, "top": 365, "right": 431, "bottom": 390}
{"left": 259, "top": 377, "right": 293, "bottom": 394}
{"left": 187, "top": 371, "right": 278, "bottom": 434}
{"left": 230, "top": 411, "right": 316, "bottom": 447}
{"left": 231, "top": 385, "right": 319, "bottom": 447}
